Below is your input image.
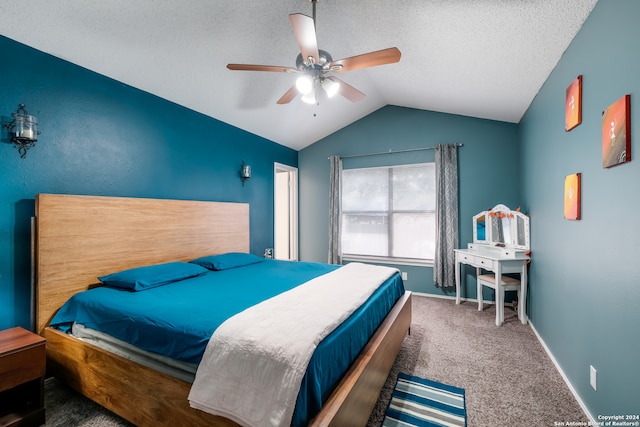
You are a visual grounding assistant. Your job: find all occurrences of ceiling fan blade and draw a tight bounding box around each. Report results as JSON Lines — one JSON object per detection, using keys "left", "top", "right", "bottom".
{"left": 289, "top": 13, "right": 319, "bottom": 65}
{"left": 277, "top": 86, "right": 298, "bottom": 104}
{"left": 227, "top": 64, "right": 297, "bottom": 73}
{"left": 330, "top": 47, "right": 401, "bottom": 73}
{"left": 327, "top": 76, "right": 365, "bottom": 102}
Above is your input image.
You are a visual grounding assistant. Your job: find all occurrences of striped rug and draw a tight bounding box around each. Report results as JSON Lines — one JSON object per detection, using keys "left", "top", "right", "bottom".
{"left": 382, "top": 373, "right": 466, "bottom": 427}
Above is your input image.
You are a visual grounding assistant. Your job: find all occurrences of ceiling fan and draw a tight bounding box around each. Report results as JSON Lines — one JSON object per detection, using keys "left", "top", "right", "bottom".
{"left": 226, "top": 0, "right": 401, "bottom": 105}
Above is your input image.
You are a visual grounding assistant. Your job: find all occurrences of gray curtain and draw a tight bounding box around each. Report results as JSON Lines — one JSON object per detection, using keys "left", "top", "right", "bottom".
{"left": 328, "top": 155, "right": 342, "bottom": 264}
{"left": 433, "top": 144, "right": 459, "bottom": 287}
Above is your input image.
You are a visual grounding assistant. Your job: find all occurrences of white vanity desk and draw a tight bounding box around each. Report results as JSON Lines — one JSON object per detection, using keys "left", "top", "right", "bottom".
{"left": 454, "top": 204, "right": 530, "bottom": 325}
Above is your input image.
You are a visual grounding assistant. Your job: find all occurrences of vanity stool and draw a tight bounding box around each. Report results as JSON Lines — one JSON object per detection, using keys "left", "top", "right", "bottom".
{"left": 477, "top": 273, "right": 522, "bottom": 326}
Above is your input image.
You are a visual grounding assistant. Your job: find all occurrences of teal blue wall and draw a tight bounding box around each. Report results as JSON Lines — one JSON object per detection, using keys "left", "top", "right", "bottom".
{"left": 0, "top": 36, "right": 297, "bottom": 331}
{"left": 520, "top": 0, "right": 639, "bottom": 416}
{"left": 299, "top": 106, "right": 520, "bottom": 297}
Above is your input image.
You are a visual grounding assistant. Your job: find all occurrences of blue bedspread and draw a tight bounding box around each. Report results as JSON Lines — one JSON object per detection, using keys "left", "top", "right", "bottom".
{"left": 50, "top": 259, "right": 405, "bottom": 426}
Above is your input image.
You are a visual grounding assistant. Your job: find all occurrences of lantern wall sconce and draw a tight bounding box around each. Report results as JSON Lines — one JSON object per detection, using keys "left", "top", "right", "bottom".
{"left": 4, "top": 104, "right": 40, "bottom": 158}
{"left": 240, "top": 160, "right": 251, "bottom": 186}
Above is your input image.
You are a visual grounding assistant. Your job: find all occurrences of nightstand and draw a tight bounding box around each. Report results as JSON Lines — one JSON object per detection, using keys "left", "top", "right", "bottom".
{"left": 0, "top": 327, "right": 46, "bottom": 427}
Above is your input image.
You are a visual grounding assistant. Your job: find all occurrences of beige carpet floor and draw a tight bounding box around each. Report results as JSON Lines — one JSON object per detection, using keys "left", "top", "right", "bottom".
{"left": 44, "top": 295, "right": 589, "bottom": 426}
{"left": 366, "top": 295, "right": 589, "bottom": 426}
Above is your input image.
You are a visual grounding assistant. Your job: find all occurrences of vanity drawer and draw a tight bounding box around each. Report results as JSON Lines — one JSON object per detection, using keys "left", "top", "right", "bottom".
{"left": 473, "top": 256, "right": 494, "bottom": 269}
{"left": 457, "top": 253, "right": 476, "bottom": 264}
{"left": 499, "top": 248, "right": 527, "bottom": 258}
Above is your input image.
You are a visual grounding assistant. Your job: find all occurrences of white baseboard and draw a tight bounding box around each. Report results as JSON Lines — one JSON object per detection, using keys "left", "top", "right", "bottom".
{"left": 412, "top": 291, "right": 459, "bottom": 300}
{"left": 528, "top": 320, "right": 595, "bottom": 423}
{"left": 412, "top": 291, "right": 496, "bottom": 305}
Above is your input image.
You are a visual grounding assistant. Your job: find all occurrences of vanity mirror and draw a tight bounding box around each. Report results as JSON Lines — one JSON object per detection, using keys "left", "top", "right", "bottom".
{"left": 472, "top": 204, "right": 529, "bottom": 250}
{"left": 472, "top": 211, "right": 490, "bottom": 244}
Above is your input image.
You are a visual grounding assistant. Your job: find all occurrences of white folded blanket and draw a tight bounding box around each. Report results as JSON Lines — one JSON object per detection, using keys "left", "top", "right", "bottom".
{"left": 188, "top": 262, "right": 398, "bottom": 427}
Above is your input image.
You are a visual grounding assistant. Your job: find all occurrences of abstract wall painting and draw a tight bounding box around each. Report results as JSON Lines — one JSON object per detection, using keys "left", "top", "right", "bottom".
{"left": 565, "top": 75, "right": 582, "bottom": 131}
{"left": 564, "top": 173, "right": 581, "bottom": 221}
{"left": 602, "top": 94, "right": 631, "bottom": 168}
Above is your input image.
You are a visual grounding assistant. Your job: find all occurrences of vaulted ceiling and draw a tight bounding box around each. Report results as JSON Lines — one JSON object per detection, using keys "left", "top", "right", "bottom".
{"left": 0, "top": 0, "right": 598, "bottom": 150}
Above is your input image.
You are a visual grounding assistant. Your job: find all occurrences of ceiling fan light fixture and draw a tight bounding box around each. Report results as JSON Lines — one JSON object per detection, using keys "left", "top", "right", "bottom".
{"left": 322, "top": 78, "right": 339, "bottom": 98}
{"left": 301, "top": 90, "right": 317, "bottom": 104}
{"left": 295, "top": 75, "right": 314, "bottom": 94}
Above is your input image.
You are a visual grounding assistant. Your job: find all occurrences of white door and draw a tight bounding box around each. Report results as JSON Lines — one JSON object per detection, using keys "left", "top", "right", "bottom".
{"left": 274, "top": 163, "right": 298, "bottom": 260}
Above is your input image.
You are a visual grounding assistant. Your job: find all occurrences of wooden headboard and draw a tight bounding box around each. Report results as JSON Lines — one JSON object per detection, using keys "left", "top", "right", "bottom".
{"left": 35, "top": 194, "right": 250, "bottom": 334}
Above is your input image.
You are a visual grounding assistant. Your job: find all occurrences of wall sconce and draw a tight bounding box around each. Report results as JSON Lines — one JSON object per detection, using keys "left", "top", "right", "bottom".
{"left": 4, "top": 104, "right": 40, "bottom": 158}
{"left": 240, "top": 160, "right": 251, "bottom": 186}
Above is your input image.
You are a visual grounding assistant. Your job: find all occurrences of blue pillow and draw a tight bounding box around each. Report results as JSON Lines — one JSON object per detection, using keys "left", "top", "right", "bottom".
{"left": 98, "top": 262, "right": 209, "bottom": 291}
{"left": 190, "top": 252, "right": 262, "bottom": 271}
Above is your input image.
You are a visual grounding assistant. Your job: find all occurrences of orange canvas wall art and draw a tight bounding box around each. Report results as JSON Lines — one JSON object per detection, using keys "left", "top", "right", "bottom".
{"left": 564, "top": 173, "right": 581, "bottom": 220}
{"left": 565, "top": 75, "right": 582, "bottom": 131}
{"left": 602, "top": 94, "right": 631, "bottom": 168}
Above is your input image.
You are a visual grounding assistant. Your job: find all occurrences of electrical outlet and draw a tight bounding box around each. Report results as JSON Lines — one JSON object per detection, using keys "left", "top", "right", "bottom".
{"left": 401, "top": 272, "right": 408, "bottom": 281}
{"left": 590, "top": 365, "right": 597, "bottom": 391}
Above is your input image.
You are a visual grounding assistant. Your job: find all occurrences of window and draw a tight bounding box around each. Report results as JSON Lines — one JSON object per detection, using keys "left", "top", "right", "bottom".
{"left": 341, "top": 163, "right": 435, "bottom": 264}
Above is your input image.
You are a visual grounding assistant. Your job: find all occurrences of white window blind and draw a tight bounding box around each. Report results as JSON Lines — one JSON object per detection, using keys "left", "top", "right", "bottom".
{"left": 341, "top": 163, "right": 435, "bottom": 264}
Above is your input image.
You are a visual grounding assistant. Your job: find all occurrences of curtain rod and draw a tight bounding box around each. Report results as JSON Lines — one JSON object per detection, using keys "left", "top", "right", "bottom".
{"left": 330, "top": 143, "right": 463, "bottom": 160}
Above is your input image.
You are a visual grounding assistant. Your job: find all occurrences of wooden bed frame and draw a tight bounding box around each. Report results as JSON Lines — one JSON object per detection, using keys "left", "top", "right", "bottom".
{"left": 35, "top": 193, "right": 412, "bottom": 427}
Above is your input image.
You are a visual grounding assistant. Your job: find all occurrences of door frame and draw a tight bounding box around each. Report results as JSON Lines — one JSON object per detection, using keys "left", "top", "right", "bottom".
{"left": 273, "top": 162, "right": 298, "bottom": 260}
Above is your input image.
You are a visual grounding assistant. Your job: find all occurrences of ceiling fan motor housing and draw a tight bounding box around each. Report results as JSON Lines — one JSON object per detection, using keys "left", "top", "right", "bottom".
{"left": 296, "top": 49, "right": 333, "bottom": 71}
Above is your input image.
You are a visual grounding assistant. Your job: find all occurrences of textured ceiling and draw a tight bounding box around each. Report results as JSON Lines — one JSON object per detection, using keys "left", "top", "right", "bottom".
{"left": 0, "top": 0, "right": 598, "bottom": 150}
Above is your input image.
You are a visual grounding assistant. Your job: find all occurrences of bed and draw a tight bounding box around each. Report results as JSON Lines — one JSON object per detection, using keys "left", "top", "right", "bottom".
{"left": 35, "top": 193, "right": 412, "bottom": 427}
